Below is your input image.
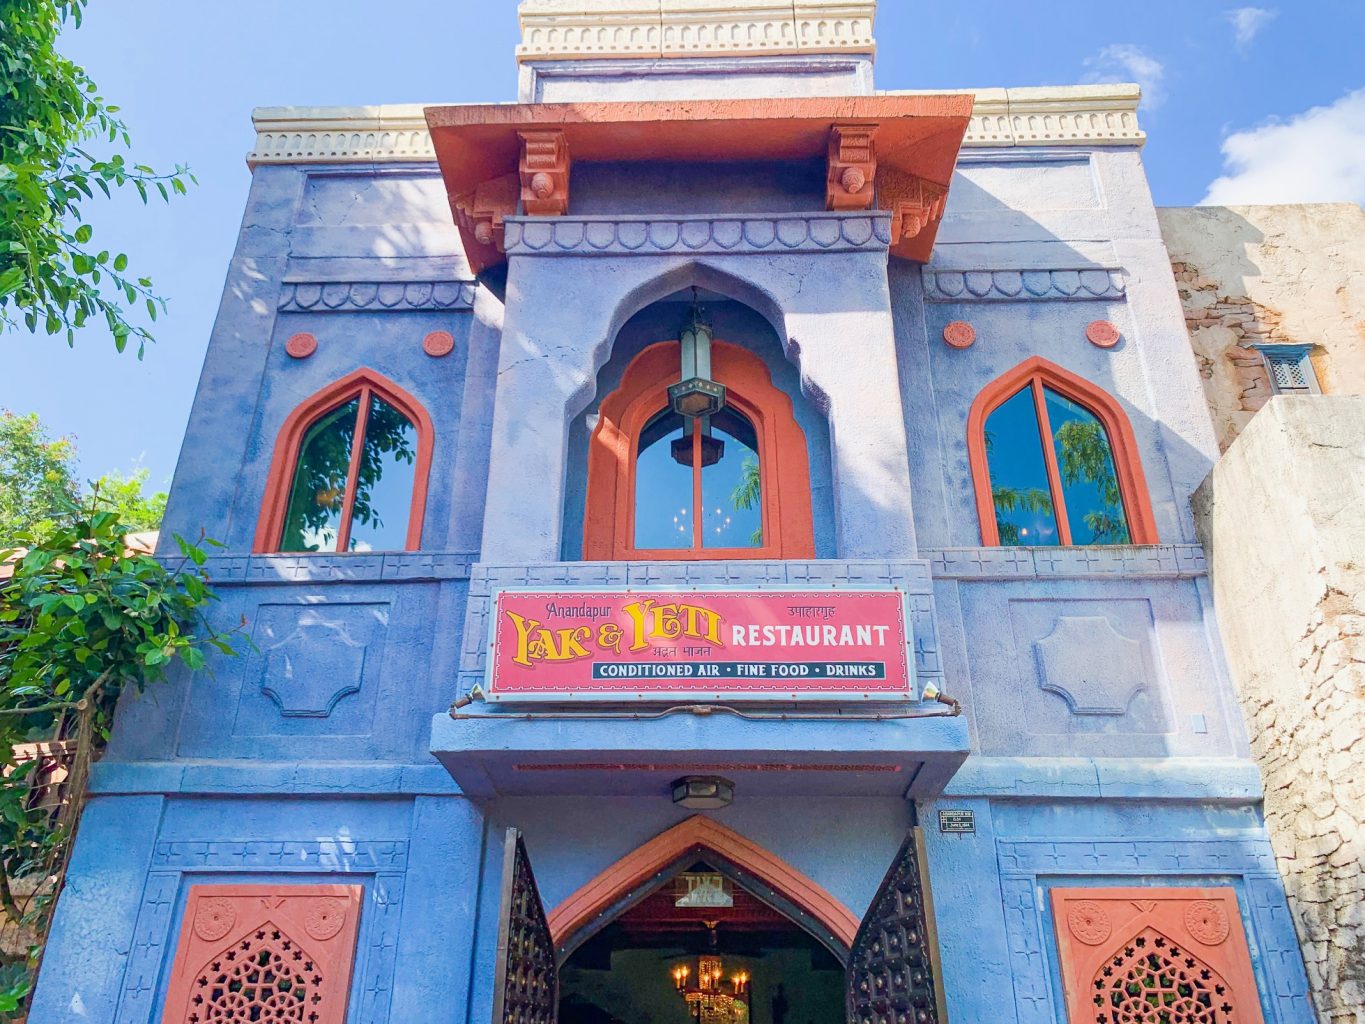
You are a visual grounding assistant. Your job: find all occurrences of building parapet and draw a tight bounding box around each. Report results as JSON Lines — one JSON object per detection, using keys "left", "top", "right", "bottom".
{"left": 246, "top": 85, "right": 1144, "bottom": 167}
{"left": 516, "top": 1, "right": 877, "bottom": 62}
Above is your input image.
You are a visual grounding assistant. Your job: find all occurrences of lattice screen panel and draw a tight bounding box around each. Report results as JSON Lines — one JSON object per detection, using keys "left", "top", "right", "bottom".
{"left": 162, "top": 884, "right": 364, "bottom": 1024}
{"left": 1052, "top": 887, "right": 1264, "bottom": 1024}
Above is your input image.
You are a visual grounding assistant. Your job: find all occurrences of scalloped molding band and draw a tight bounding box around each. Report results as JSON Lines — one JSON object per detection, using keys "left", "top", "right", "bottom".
{"left": 277, "top": 280, "right": 476, "bottom": 313}
{"left": 246, "top": 86, "right": 1144, "bottom": 167}
{"left": 503, "top": 212, "right": 891, "bottom": 256}
{"left": 923, "top": 267, "right": 1127, "bottom": 302}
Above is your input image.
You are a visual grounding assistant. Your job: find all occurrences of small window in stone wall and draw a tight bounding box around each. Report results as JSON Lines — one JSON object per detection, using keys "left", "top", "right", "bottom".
{"left": 254, "top": 369, "right": 434, "bottom": 554}
{"left": 1256, "top": 344, "right": 1321, "bottom": 396}
{"left": 967, "top": 357, "right": 1159, "bottom": 547}
{"left": 162, "top": 884, "right": 364, "bottom": 1024}
{"left": 1052, "top": 887, "right": 1265, "bottom": 1024}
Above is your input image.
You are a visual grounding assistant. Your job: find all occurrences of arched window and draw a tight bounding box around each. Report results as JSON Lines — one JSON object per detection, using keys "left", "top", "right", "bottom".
{"left": 255, "top": 369, "right": 434, "bottom": 553}
{"left": 967, "top": 357, "right": 1157, "bottom": 547}
{"left": 584, "top": 341, "right": 814, "bottom": 560}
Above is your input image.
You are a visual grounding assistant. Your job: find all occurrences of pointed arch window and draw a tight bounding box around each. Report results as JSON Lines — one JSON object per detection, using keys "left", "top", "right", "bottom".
{"left": 967, "top": 358, "right": 1157, "bottom": 547}
{"left": 255, "top": 370, "right": 434, "bottom": 553}
{"left": 584, "top": 341, "right": 814, "bottom": 561}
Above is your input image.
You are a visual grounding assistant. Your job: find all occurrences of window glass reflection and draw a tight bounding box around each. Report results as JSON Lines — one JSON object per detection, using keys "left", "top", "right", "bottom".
{"left": 1044, "top": 389, "right": 1131, "bottom": 545}
{"left": 702, "top": 408, "right": 762, "bottom": 549}
{"left": 984, "top": 386, "right": 1058, "bottom": 546}
{"left": 280, "top": 398, "right": 360, "bottom": 552}
{"left": 348, "top": 395, "right": 418, "bottom": 552}
{"left": 632, "top": 406, "right": 763, "bottom": 551}
{"left": 634, "top": 409, "right": 694, "bottom": 550}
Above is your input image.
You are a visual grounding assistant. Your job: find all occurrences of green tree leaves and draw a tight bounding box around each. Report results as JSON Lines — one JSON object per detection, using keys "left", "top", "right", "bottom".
{"left": 0, "top": 0, "right": 194, "bottom": 355}
{"left": 0, "top": 502, "right": 243, "bottom": 1017}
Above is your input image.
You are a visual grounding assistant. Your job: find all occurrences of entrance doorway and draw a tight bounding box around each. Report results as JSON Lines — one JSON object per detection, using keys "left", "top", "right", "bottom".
{"left": 558, "top": 859, "right": 843, "bottom": 1024}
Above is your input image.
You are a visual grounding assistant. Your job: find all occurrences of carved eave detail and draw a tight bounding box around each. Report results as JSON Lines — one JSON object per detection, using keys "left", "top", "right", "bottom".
{"left": 519, "top": 130, "right": 571, "bottom": 216}
{"left": 826, "top": 123, "right": 877, "bottom": 211}
{"left": 878, "top": 169, "right": 949, "bottom": 263}
{"left": 451, "top": 174, "right": 519, "bottom": 269}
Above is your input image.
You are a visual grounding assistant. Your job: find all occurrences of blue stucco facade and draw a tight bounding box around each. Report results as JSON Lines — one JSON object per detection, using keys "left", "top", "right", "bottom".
{"left": 29, "top": 29, "right": 1314, "bottom": 1024}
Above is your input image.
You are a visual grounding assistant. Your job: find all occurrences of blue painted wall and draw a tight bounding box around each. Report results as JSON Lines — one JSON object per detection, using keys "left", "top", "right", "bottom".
{"left": 29, "top": 74, "right": 1312, "bottom": 1024}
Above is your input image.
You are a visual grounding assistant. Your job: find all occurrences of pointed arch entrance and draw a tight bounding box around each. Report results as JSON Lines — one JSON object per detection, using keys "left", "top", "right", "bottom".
{"left": 549, "top": 816, "right": 858, "bottom": 964}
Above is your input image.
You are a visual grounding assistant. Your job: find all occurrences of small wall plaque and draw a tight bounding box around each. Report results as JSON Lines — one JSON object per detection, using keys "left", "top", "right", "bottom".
{"left": 938, "top": 809, "right": 975, "bottom": 834}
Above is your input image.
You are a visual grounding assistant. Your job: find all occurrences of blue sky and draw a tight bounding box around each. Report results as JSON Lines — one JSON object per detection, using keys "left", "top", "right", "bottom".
{"left": 3, "top": 0, "right": 1362, "bottom": 493}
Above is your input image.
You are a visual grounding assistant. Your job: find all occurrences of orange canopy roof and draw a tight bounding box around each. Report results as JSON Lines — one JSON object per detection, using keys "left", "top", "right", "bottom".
{"left": 424, "top": 95, "right": 974, "bottom": 269}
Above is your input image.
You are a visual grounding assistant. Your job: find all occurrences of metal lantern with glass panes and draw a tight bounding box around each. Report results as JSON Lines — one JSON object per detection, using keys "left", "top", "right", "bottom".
{"left": 669, "top": 289, "right": 727, "bottom": 468}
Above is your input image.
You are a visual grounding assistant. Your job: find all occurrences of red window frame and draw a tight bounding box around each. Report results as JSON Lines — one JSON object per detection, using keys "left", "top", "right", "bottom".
{"left": 966, "top": 356, "right": 1158, "bottom": 547}
{"left": 254, "top": 368, "right": 434, "bottom": 554}
{"left": 584, "top": 340, "right": 815, "bottom": 561}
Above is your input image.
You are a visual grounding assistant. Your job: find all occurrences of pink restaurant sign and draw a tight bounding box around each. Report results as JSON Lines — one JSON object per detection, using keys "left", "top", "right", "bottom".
{"left": 485, "top": 589, "right": 914, "bottom": 702}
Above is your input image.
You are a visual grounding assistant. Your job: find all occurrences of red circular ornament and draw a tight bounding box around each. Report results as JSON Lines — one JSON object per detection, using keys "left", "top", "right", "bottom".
{"left": 285, "top": 333, "right": 317, "bottom": 359}
{"left": 1086, "top": 320, "right": 1121, "bottom": 348}
{"left": 423, "top": 330, "right": 455, "bottom": 358}
{"left": 943, "top": 321, "right": 976, "bottom": 349}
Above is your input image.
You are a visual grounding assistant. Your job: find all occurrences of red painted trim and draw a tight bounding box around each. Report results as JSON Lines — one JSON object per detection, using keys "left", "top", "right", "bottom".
{"left": 584, "top": 341, "right": 815, "bottom": 561}
{"left": 254, "top": 368, "right": 435, "bottom": 553}
{"left": 966, "top": 356, "right": 1158, "bottom": 547}
{"left": 547, "top": 815, "right": 859, "bottom": 955}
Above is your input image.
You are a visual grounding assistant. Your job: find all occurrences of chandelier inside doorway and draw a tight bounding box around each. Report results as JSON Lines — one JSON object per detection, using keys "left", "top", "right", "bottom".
{"left": 671, "top": 921, "right": 751, "bottom": 1024}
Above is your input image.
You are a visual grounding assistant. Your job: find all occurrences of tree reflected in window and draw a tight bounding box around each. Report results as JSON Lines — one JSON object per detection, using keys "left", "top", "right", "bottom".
{"left": 280, "top": 391, "right": 417, "bottom": 552}
{"left": 634, "top": 406, "right": 762, "bottom": 552}
{"left": 984, "top": 381, "right": 1130, "bottom": 547}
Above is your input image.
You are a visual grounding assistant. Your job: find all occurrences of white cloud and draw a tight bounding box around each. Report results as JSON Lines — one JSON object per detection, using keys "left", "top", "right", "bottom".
{"left": 1226, "top": 7, "right": 1276, "bottom": 53}
{"left": 1083, "top": 45, "right": 1166, "bottom": 110}
{"left": 1202, "top": 88, "right": 1365, "bottom": 205}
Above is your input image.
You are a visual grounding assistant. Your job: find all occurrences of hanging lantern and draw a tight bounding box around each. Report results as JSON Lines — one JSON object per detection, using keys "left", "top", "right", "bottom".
{"left": 671, "top": 921, "right": 750, "bottom": 1024}
{"left": 670, "top": 289, "right": 727, "bottom": 468}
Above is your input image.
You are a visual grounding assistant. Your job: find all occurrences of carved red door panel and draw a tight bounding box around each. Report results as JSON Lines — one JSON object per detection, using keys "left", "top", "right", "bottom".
{"left": 1052, "top": 887, "right": 1265, "bottom": 1024}
{"left": 162, "top": 884, "right": 364, "bottom": 1024}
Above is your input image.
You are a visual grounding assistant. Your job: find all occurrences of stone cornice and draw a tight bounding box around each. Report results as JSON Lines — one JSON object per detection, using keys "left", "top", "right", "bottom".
{"left": 516, "top": 2, "right": 877, "bottom": 62}
{"left": 248, "top": 105, "right": 434, "bottom": 166}
{"left": 503, "top": 212, "right": 892, "bottom": 256}
{"left": 901, "top": 85, "right": 1146, "bottom": 148}
{"left": 248, "top": 86, "right": 1143, "bottom": 167}
{"left": 923, "top": 267, "right": 1127, "bottom": 302}
{"left": 277, "top": 280, "right": 477, "bottom": 313}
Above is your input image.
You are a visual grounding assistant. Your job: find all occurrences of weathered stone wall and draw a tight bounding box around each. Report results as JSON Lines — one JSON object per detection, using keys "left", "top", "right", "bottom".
{"left": 1194, "top": 396, "right": 1365, "bottom": 1023}
{"left": 1157, "top": 203, "right": 1365, "bottom": 452}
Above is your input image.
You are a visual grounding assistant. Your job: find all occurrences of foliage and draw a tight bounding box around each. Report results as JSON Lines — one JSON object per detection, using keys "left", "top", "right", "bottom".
{"left": 280, "top": 396, "right": 416, "bottom": 551}
{"left": 729, "top": 455, "right": 763, "bottom": 545}
{"left": 0, "top": 503, "right": 243, "bottom": 1015}
{"left": 991, "top": 485, "right": 1052, "bottom": 546}
{"left": 0, "top": 0, "right": 194, "bottom": 355}
{"left": 0, "top": 411, "right": 80, "bottom": 545}
{"left": 1054, "top": 419, "right": 1129, "bottom": 544}
{"left": 89, "top": 469, "right": 166, "bottom": 532}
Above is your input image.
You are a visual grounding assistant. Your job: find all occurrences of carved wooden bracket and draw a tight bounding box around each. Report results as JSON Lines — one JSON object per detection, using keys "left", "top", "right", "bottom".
{"left": 878, "top": 168, "right": 949, "bottom": 260}
{"left": 452, "top": 173, "right": 519, "bottom": 254}
{"left": 519, "top": 130, "right": 571, "bottom": 216}
{"left": 826, "top": 123, "right": 877, "bottom": 211}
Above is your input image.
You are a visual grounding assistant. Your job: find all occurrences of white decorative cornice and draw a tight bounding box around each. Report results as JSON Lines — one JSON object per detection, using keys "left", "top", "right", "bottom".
{"left": 516, "top": 1, "right": 876, "bottom": 62}
{"left": 248, "top": 105, "right": 434, "bottom": 166}
{"left": 901, "top": 85, "right": 1145, "bottom": 148}
{"left": 247, "top": 85, "right": 1143, "bottom": 167}
{"left": 503, "top": 212, "right": 891, "bottom": 256}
